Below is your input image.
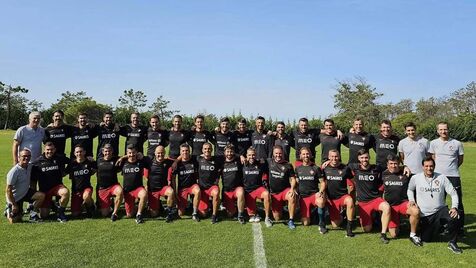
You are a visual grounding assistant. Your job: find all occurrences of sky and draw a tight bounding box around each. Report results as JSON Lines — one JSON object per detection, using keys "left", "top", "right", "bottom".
{"left": 1, "top": 1, "right": 475, "bottom": 121}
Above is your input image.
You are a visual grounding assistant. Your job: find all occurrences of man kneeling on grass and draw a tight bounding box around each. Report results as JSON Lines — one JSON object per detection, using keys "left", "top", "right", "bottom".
{"left": 407, "top": 156, "right": 463, "bottom": 254}
{"left": 5, "top": 148, "right": 45, "bottom": 223}
{"left": 221, "top": 144, "right": 246, "bottom": 224}
{"left": 120, "top": 145, "right": 149, "bottom": 224}
{"left": 96, "top": 144, "right": 123, "bottom": 221}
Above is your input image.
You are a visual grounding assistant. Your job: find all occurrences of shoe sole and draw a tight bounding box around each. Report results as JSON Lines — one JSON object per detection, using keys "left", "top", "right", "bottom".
{"left": 448, "top": 246, "right": 462, "bottom": 254}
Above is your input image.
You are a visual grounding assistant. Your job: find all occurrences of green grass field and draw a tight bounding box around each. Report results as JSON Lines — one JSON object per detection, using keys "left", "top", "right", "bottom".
{"left": 0, "top": 130, "right": 474, "bottom": 267}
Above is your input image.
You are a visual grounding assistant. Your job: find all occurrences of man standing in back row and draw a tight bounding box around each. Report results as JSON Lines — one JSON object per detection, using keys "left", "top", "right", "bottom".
{"left": 429, "top": 122, "right": 464, "bottom": 234}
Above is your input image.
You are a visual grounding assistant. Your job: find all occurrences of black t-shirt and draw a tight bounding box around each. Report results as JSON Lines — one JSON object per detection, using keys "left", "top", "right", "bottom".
{"left": 295, "top": 164, "right": 323, "bottom": 197}
{"left": 273, "top": 134, "right": 294, "bottom": 162}
{"left": 343, "top": 132, "right": 375, "bottom": 164}
{"left": 291, "top": 129, "right": 320, "bottom": 161}
{"left": 324, "top": 164, "right": 353, "bottom": 200}
{"left": 31, "top": 154, "right": 69, "bottom": 192}
{"left": 251, "top": 130, "right": 273, "bottom": 161}
{"left": 349, "top": 163, "right": 383, "bottom": 202}
{"left": 168, "top": 129, "right": 190, "bottom": 159}
{"left": 45, "top": 124, "right": 73, "bottom": 156}
{"left": 147, "top": 158, "right": 173, "bottom": 191}
{"left": 97, "top": 124, "right": 121, "bottom": 157}
{"left": 211, "top": 131, "right": 236, "bottom": 157}
{"left": 121, "top": 158, "right": 151, "bottom": 193}
{"left": 374, "top": 135, "right": 400, "bottom": 168}
{"left": 189, "top": 130, "right": 212, "bottom": 156}
{"left": 174, "top": 159, "right": 198, "bottom": 190}
{"left": 267, "top": 158, "right": 295, "bottom": 194}
{"left": 382, "top": 169, "right": 409, "bottom": 206}
{"left": 119, "top": 125, "right": 148, "bottom": 154}
{"left": 319, "top": 132, "right": 342, "bottom": 163}
{"left": 146, "top": 128, "right": 169, "bottom": 158}
{"left": 66, "top": 159, "right": 97, "bottom": 192}
{"left": 197, "top": 156, "right": 222, "bottom": 189}
{"left": 243, "top": 162, "right": 268, "bottom": 193}
{"left": 234, "top": 130, "right": 253, "bottom": 156}
{"left": 70, "top": 125, "right": 99, "bottom": 158}
{"left": 96, "top": 156, "right": 121, "bottom": 189}
{"left": 221, "top": 158, "right": 243, "bottom": 192}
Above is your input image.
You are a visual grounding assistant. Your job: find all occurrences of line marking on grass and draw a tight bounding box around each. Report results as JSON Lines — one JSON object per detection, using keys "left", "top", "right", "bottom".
{"left": 252, "top": 223, "right": 267, "bottom": 268}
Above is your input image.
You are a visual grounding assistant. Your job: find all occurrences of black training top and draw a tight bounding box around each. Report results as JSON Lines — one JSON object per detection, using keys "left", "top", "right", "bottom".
{"left": 97, "top": 124, "right": 121, "bottom": 157}
{"left": 197, "top": 155, "right": 222, "bottom": 189}
{"left": 174, "top": 159, "right": 198, "bottom": 190}
{"left": 70, "top": 125, "right": 99, "bottom": 158}
{"left": 291, "top": 129, "right": 320, "bottom": 161}
{"left": 324, "top": 164, "right": 353, "bottom": 200}
{"left": 243, "top": 161, "right": 268, "bottom": 193}
{"left": 267, "top": 158, "right": 295, "bottom": 194}
{"left": 168, "top": 129, "right": 190, "bottom": 159}
{"left": 31, "top": 154, "right": 69, "bottom": 192}
{"left": 221, "top": 158, "right": 243, "bottom": 192}
{"left": 66, "top": 159, "right": 97, "bottom": 192}
{"left": 295, "top": 164, "right": 323, "bottom": 197}
{"left": 234, "top": 130, "right": 253, "bottom": 156}
{"left": 45, "top": 124, "right": 73, "bottom": 156}
{"left": 146, "top": 128, "right": 169, "bottom": 158}
{"left": 374, "top": 135, "right": 400, "bottom": 168}
{"left": 120, "top": 125, "right": 148, "bottom": 154}
{"left": 343, "top": 132, "right": 375, "bottom": 164}
{"left": 121, "top": 158, "right": 150, "bottom": 193}
{"left": 148, "top": 158, "right": 174, "bottom": 191}
{"left": 382, "top": 169, "right": 409, "bottom": 206}
{"left": 319, "top": 132, "right": 342, "bottom": 163}
{"left": 349, "top": 163, "right": 383, "bottom": 202}
{"left": 96, "top": 156, "right": 121, "bottom": 189}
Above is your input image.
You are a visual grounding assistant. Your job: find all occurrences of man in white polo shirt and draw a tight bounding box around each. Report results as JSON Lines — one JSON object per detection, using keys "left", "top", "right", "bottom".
{"left": 398, "top": 122, "right": 429, "bottom": 175}
{"left": 12, "top": 111, "right": 45, "bottom": 164}
{"left": 429, "top": 121, "right": 464, "bottom": 234}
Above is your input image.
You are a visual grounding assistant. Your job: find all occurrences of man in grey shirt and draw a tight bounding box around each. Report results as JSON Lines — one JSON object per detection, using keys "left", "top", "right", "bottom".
{"left": 12, "top": 111, "right": 45, "bottom": 164}
{"left": 428, "top": 122, "right": 464, "bottom": 233}
{"left": 5, "top": 148, "right": 45, "bottom": 223}
{"left": 398, "top": 122, "right": 429, "bottom": 175}
{"left": 407, "top": 156, "right": 462, "bottom": 254}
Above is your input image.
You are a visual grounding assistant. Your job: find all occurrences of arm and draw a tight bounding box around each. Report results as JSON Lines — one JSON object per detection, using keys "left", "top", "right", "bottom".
{"left": 458, "top": 155, "right": 464, "bottom": 167}
{"left": 407, "top": 177, "right": 416, "bottom": 204}
{"left": 318, "top": 178, "right": 326, "bottom": 198}
{"left": 5, "top": 185, "right": 19, "bottom": 215}
{"left": 12, "top": 140, "right": 19, "bottom": 165}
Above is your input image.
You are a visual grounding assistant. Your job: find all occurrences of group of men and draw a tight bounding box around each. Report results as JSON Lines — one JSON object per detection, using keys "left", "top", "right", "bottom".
{"left": 6, "top": 110, "right": 466, "bottom": 253}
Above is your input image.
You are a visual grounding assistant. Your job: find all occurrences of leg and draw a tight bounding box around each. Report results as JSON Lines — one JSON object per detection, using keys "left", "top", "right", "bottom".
{"left": 285, "top": 191, "right": 296, "bottom": 220}
{"left": 407, "top": 205, "right": 420, "bottom": 235}
{"left": 236, "top": 187, "right": 245, "bottom": 216}
{"left": 261, "top": 190, "right": 271, "bottom": 219}
{"left": 137, "top": 189, "right": 148, "bottom": 215}
{"left": 379, "top": 201, "right": 391, "bottom": 234}
{"left": 211, "top": 188, "right": 220, "bottom": 216}
{"left": 192, "top": 186, "right": 201, "bottom": 215}
{"left": 113, "top": 186, "right": 123, "bottom": 216}
{"left": 31, "top": 192, "right": 45, "bottom": 210}
{"left": 57, "top": 187, "right": 70, "bottom": 208}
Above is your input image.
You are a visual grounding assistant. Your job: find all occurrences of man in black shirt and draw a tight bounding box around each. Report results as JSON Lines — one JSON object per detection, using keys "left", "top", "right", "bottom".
{"left": 295, "top": 147, "right": 327, "bottom": 233}
{"left": 189, "top": 115, "right": 212, "bottom": 159}
{"left": 243, "top": 147, "right": 272, "bottom": 227}
{"left": 168, "top": 115, "right": 190, "bottom": 159}
{"left": 382, "top": 155, "right": 421, "bottom": 246}
{"left": 273, "top": 121, "right": 293, "bottom": 162}
{"left": 145, "top": 145, "right": 175, "bottom": 222}
{"left": 120, "top": 112, "right": 148, "bottom": 154}
{"left": 172, "top": 144, "right": 201, "bottom": 221}
{"left": 120, "top": 145, "right": 149, "bottom": 224}
{"left": 211, "top": 117, "right": 235, "bottom": 160}
{"left": 97, "top": 111, "right": 121, "bottom": 157}
{"left": 374, "top": 120, "right": 400, "bottom": 168}
{"left": 290, "top": 118, "right": 321, "bottom": 166}
{"left": 268, "top": 145, "right": 298, "bottom": 229}
{"left": 319, "top": 119, "right": 344, "bottom": 163}
{"left": 70, "top": 113, "right": 98, "bottom": 158}
{"left": 234, "top": 118, "right": 253, "bottom": 157}
{"left": 66, "top": 145, "right": 97, "bottom": 218}
{"left": 146, "top": 115, "right": 169, "bottom": 159}
{"left": 323, "top": 150, "right": 355, "bottom": 237}
{"left": 31, "top": 142, "right": 70, "bottom": 222}
{"left": 349, "top": 149, "right": 391, "bottom": 243}
{"left": 96, "top": 144, "right": 123, "bottom": 220}
{"left": 343, "top": 117, "right": 375, "bottom": 164}
{"left": 44, "top": 110, "right": 73, "bottom": 156}
{"left": 221, "top": 144, "right": 245, "bottom": 224}
{"left": 197, "top": 142, "right": 222, "bottom": 224}
{"left": 251, "top": 116, "right": 273, "bottom": 161}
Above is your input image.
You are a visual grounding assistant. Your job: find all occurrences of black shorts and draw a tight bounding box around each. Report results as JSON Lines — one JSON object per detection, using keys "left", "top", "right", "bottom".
{"left": 17, "top": 188, "right": 37, "bottom": 206}
{"left": 420, "top": 206, "right": 459, "bottom": 243}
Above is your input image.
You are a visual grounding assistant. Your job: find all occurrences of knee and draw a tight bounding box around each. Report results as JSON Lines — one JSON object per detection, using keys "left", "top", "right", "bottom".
{"left": 59, "top": 188, "right": 70, "bottom": 197}
{"left": 262, "top": 191, "right": 269, "bottom": 200}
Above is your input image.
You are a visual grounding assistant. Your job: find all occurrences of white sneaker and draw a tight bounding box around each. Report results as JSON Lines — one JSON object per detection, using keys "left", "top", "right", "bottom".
{"left": 249, "top": 215, "right": 256, "bottom": 223}
{"left": 264, "top": 217, "right": 273, "bottom": 227}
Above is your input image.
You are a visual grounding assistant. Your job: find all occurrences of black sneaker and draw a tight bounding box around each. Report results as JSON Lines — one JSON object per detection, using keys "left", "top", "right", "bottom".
{"left": 29, "top": 213, "right": 42, "bottom": 223}
{"left": 238, "top": 216, "right": 245, "bottom": 225}
{"left": 192, "top": 213, "right": 200, "bottom": 222}
{"left": 380, "top": 233, "right": 390, "bottom": 244}
{"left": 319, "top": 225, "right": 328, "bottom": 234}
{"left": 448, "top": 242, "right": 462, "bottom": 254}
{"left": 111, "top": 213, "right": 118, "bottom": 222}
{"left": 57, "top": 213, "right": 68, "bottom": 223}
{"left": 409, "top": 236, "right": 423, "bottom": 247}
{"left": 135, "top": 214, "right": 144, "bottom": 224}
{"left": 85, "top": 205, "right": 95, "bottom": 218}
{"left": 346, "top": 230, "right": 355, "bottom": 238}
{"left": 211, "top": 215, "right": 218, "bottom": 224}
{"left": 165, "top": 213, "right": 174, "bottom": 223}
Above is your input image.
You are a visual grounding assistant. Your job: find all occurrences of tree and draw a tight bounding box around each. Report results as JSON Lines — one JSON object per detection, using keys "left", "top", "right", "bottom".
{"left": 64, "top": 99, "right": 112, "bottom": 124}
{"left": 149, "top": 95, "right": 180, "bottom": 122}
{"left": 118, "top": 89, "right": 147, "bottom": 112}
{"left": 0, "top": 81, "right": 29, "bottom": 129}
{"left": 333, "top": 77, "right": 383, "bottom": 133}
{"left": 51, "top": 91, "right": 91, "bottom": 112}
{"left": 448, "top": 81, "right": 476, "bottom": 115}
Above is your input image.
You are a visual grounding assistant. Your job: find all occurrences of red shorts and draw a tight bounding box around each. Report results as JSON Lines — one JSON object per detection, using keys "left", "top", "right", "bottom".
{"left": 299, "top": 195, "right": 318, "bottom": 218}
{"left": 124, "top": 186, "right": 146, "bottom": 215}
{"left": 327, "top": 194, "right": 352, "bottom": 221}
{"left": 41, "top": 184, "right": 67, "bottom": 208}
{"left": 71, "top": 187, "right": 93, "bottom": 213}
{"left": 389, "top": 201, "right": 409, "bottom": 228}
{"left": 222, "top": 187, "right": 243, "bottom": 214}
{"left": 245, "top": 187, "right": 267, "bottom": 215}
{"left": 271, "top": 188, "right": 291, "bottom": 213}
{"left": 148, "top": 186, "right": 172, "bottom": 211}
{"left": 177, "top": 184, "right": 199, "bottom": 212}
{"left": 357, "top": 197, "right": 386, "bottom": 227}
{"left": 98, "top": 184, "right": 122, "bottom": 209}
{"left": 198, "top": 185, "right": 219, "bottom": 212}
